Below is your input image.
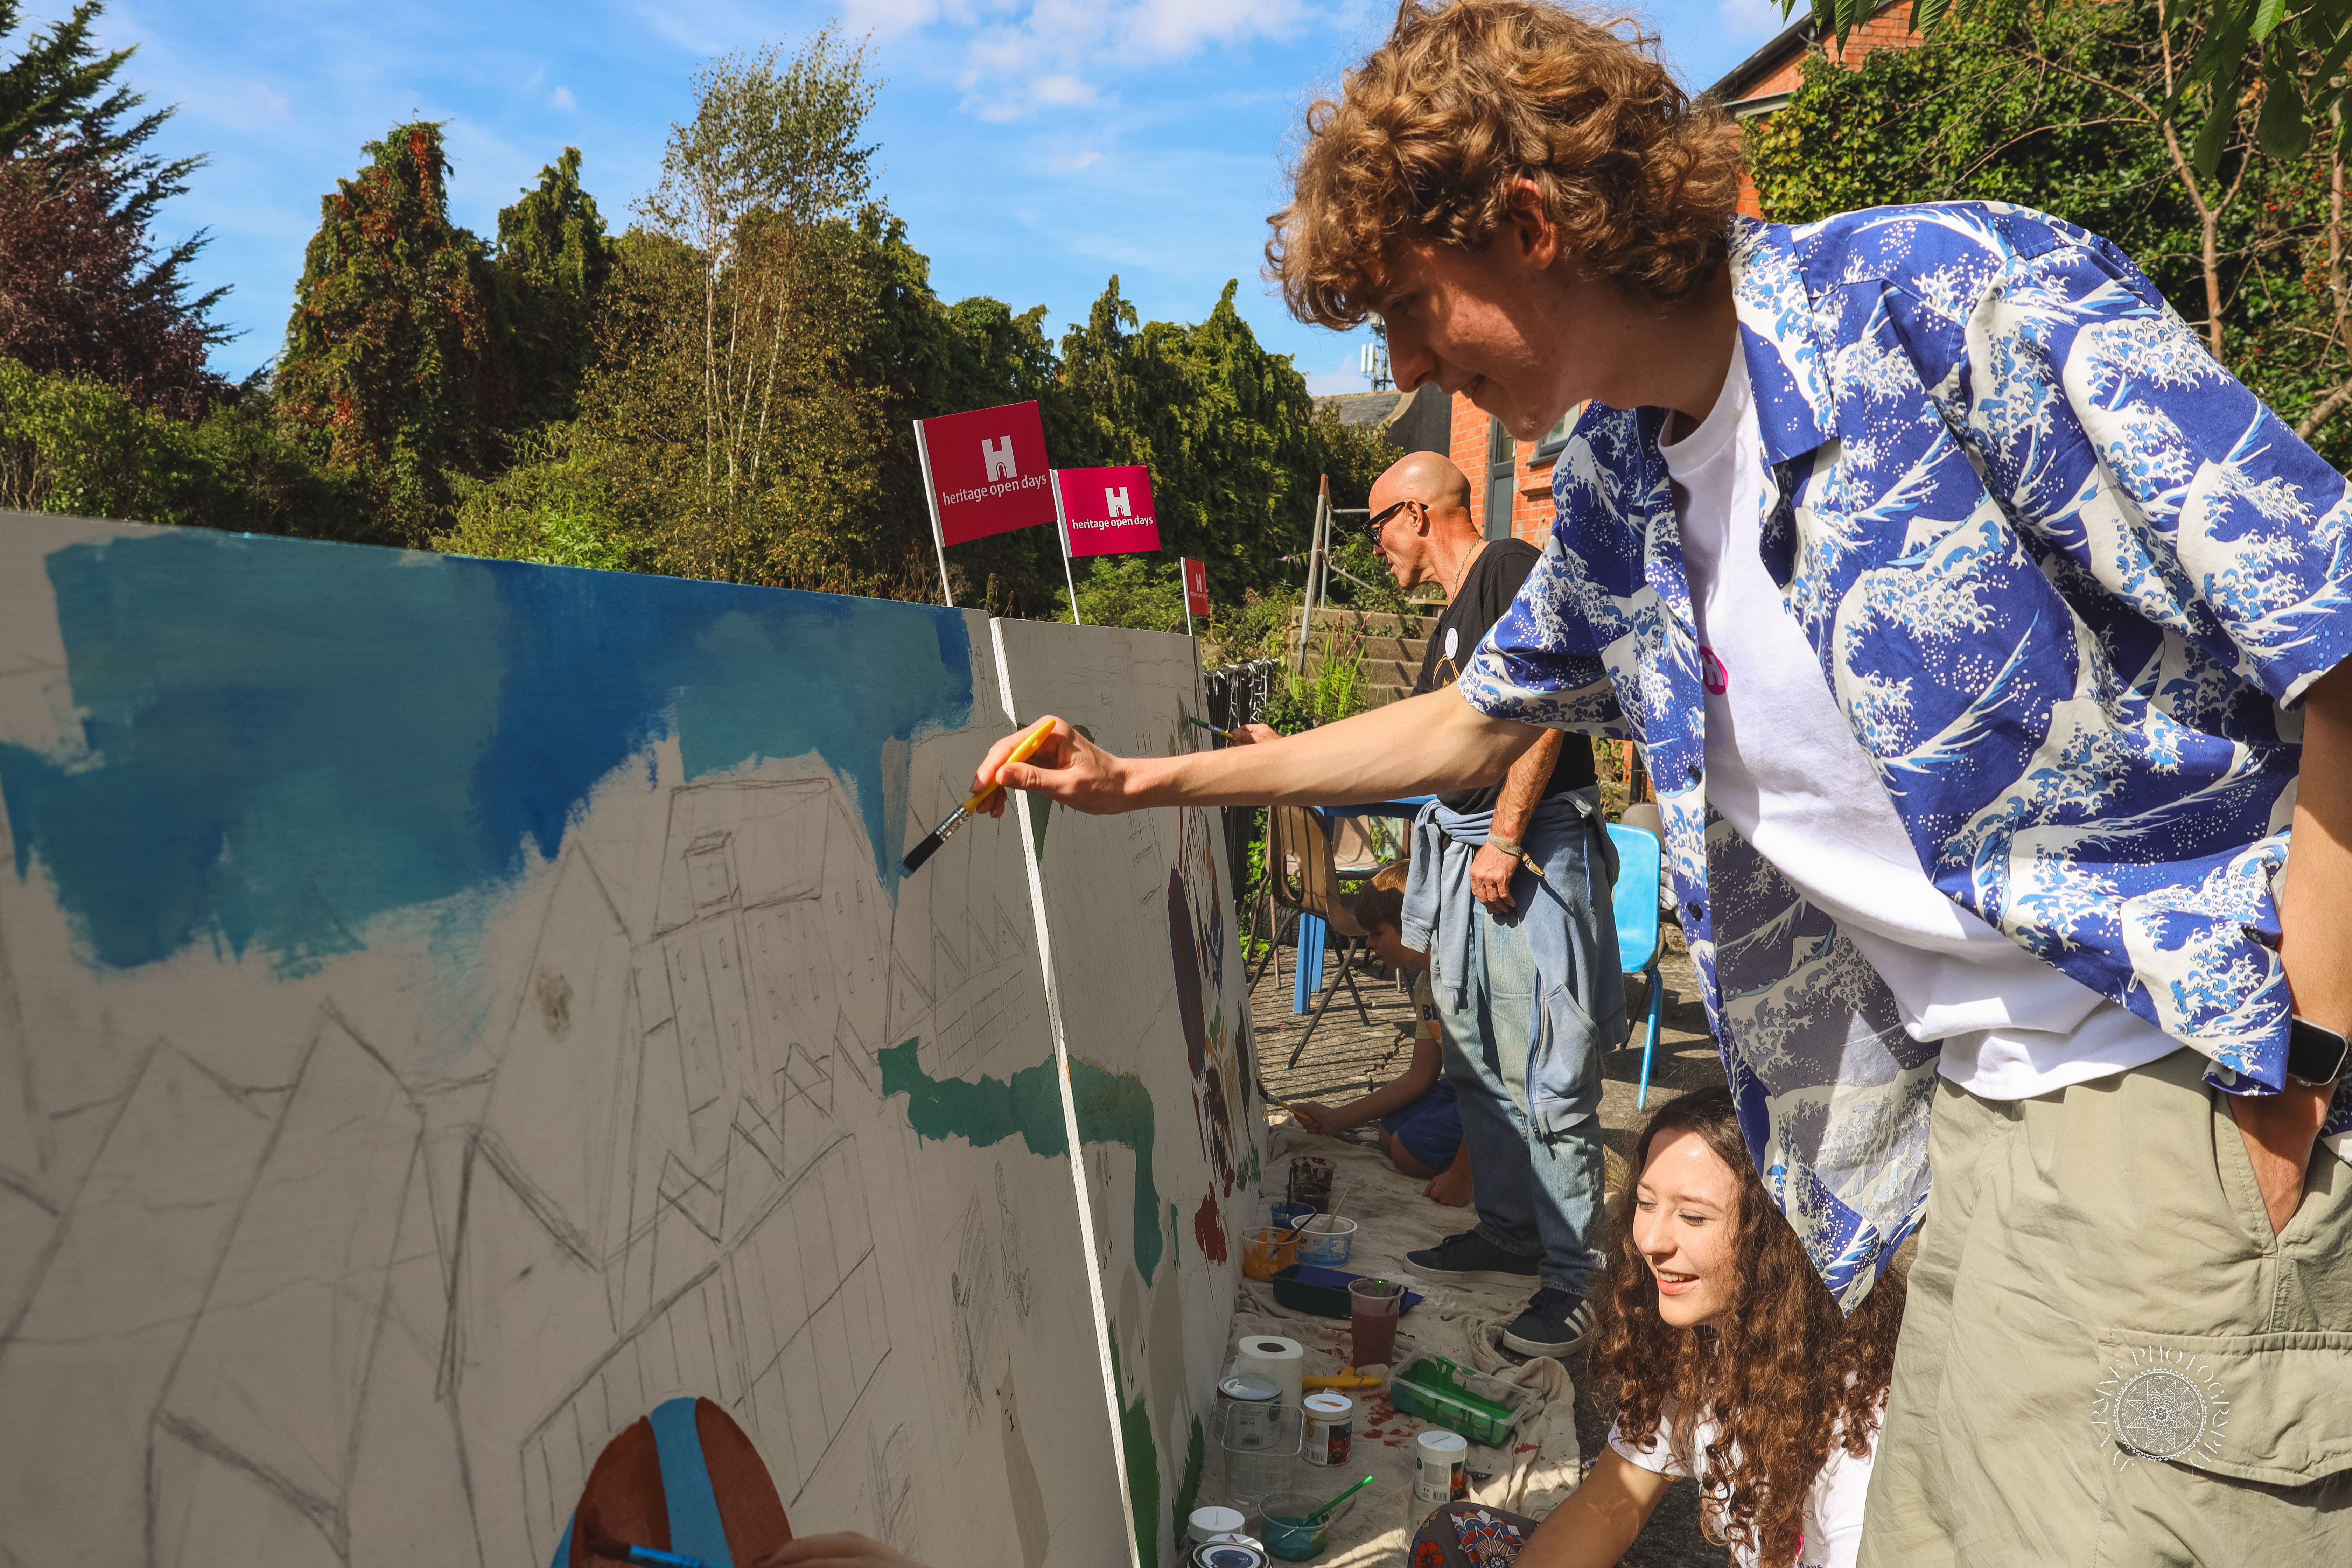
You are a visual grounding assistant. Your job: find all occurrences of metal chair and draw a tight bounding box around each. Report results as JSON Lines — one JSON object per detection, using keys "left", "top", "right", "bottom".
{"left": 1267, "top": 805, "right": 1376, "bottom": 1066}
{"left": 1607, "top": 822, "right": 1666, "bottom": 1107}
{"left": 1246, "top": 813, "right": 1396, "bottom": 1000}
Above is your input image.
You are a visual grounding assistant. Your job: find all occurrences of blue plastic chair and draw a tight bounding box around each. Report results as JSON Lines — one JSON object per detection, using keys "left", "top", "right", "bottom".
{"left": 1606, "top": 823, "right": 1665, "bottom": 1108}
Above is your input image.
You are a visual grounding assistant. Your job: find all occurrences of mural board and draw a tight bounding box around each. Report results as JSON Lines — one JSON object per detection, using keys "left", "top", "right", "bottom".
{"left": 990, "top": 620, "right": 1261, "bottom": 1568}
{"left": 0, "top": 514, "right": 1133, "bottom": 1568}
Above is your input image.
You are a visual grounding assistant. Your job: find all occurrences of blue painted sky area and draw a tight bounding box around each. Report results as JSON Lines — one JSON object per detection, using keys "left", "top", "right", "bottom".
{"left": 60, "top": 0, "right": 1789, "bottom": 392}
{"left": 0, "top": 530, "right": 974, "bottom": 973}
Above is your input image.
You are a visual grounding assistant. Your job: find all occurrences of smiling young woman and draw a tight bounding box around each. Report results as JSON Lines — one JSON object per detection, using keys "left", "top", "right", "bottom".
{"left": 1408, "top": 1088, "right": 1908, "bottom": 1568}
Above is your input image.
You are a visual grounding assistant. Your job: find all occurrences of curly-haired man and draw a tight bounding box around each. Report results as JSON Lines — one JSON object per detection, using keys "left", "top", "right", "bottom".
{"left": 973, "top": 2, "right": 2352, "bottom": 1559}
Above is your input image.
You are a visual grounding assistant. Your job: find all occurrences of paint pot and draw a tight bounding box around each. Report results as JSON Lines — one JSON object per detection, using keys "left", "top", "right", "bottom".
{"left": 1259, "top": 1491, "right": 1354, "bottom": 1561}
{"left": 1241, "top": 1224, "right": 1301, "bottom": 1283}
{"left": 1217, "top": 1373, "right": 1283, "bottom": 1450}
{"left": 1414, "top": 1429, "right": 1469, "bottom": 1504}
{"left": 1287, "top": 1156, "right": 1334, "bottom": 1213}
{"left": 1301, "top": 1392, "right": 1353, "bottom": 1467}
{"left": 1269, "top": 1200, "right": 1315, "bottom": 1234}
{"left": 1294, "top": 1213, "right": 1357, "bottom": 1266}
{"left": 1184, "top": 1507, "right": 1248, "bottom": 1552}
{"left": 1189, "top": 1541, "right": 1269, "bottom": 1568}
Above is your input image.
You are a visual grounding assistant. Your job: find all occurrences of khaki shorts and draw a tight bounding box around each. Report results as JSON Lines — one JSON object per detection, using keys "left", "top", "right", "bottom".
{"left": 1859, "top": 1049, "right": 2352, "bottom": 1566}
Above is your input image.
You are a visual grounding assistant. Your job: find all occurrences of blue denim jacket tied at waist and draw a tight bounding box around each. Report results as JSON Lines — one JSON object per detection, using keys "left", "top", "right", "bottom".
{"left": 1401, "top": 788, "right": 1625, "bottom": 1135}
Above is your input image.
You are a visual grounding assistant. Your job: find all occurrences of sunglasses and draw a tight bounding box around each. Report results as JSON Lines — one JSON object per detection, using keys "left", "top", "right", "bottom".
{"left": 1360, "top": 497, "right": 1420, "bottom": 548}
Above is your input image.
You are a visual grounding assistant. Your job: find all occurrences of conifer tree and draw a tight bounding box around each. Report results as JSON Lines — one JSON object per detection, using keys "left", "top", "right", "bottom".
{"left": 0, "top": 0, "right": 225, "bottom": 414}
{"left": 276, "top": 122, "right": 511, "bottom": 542}
{"left": 497, "top": 147, "right": 608, "bottom": 429}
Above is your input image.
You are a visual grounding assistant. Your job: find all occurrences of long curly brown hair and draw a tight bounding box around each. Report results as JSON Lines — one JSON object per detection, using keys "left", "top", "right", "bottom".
{"left": 1267, "top": 0, "right": 1741, "bottom": 328}
{"left": 1591, "top": 1088, "right": 1907, "bottom": 1567}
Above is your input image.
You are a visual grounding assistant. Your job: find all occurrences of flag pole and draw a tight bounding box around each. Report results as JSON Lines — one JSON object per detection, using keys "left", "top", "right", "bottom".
{"left": 913, "top": 418, "right": 954, "bottom": 607}
{"left": 1294, "top": 475, "right": 1329, "bottom": 672}
{"left": 1182, "top": 558, "right": 1195, "bottom": 638}
{"left": 1052, "top": 469, "right": 1083, "bottom": 625}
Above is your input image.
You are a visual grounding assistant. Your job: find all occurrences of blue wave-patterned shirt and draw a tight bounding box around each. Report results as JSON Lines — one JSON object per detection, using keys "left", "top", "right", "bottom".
{"left": 1459, "top": 203, "right": 2352, "bottom": 1306}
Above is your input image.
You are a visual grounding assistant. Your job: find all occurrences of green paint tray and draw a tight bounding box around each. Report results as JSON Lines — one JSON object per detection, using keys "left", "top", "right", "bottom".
{"left": 1268, "top": 1264, "right": 1424, "bottom": 1320}
{"left": 1389, "top": 1355, "right": 1535, "bottom": 1446}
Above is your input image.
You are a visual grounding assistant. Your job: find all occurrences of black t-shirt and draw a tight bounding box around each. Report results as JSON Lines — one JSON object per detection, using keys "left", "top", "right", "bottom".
{"left": 1413, "top": 539, "right": 1597, "bottom": 814}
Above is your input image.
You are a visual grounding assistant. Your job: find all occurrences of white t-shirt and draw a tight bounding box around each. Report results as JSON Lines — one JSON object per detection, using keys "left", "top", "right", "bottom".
{"left": 1608, "top": 1400, "right": 1872, "bottom": 1568}
{"left": 1660, "top": 354, "right": 2174, "bottom": 1099}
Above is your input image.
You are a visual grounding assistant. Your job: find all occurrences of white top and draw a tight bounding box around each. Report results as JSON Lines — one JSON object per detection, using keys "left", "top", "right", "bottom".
{"left": 1661, "top": 355, "right": 2174, "bottom": 1099}
{"left": 1608, "top": 1400, "right": 1872, "bottom": 1568}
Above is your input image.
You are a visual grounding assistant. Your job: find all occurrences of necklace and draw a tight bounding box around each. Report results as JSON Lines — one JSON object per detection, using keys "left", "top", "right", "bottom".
{"left": 1441, "top": 539, "right": 1490, "bottom": 603}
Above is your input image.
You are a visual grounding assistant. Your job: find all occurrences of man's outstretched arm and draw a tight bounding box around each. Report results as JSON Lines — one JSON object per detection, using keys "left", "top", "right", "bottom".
{"left": 968, "top": 686, "right": 1540, "bottom": 816}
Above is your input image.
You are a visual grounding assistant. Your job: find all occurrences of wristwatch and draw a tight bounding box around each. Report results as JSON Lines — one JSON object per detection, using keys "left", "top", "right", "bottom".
{"left": 2287, "top": 1016, "right": 2350, "bottom": 1087}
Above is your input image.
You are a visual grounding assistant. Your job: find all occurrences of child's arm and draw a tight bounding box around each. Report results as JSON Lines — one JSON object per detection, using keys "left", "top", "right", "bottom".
{"left": 1293, "top": 1032, "right": 1444, "bottom": 1134}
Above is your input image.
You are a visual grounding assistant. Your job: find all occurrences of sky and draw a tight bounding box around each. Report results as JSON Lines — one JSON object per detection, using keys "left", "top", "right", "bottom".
{"left": 59, "top": 0, "right": 1793, "bottom": 391}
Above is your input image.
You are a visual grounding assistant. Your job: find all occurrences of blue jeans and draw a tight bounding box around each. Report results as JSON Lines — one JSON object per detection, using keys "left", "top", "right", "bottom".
{"left": 1435, "top": 900, "right": 1607, "bottom": 1299}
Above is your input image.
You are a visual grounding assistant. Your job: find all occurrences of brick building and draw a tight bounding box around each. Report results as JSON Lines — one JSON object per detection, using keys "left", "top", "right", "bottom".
{"left": 1442, "top": 1, "right": 1926, "bottom": 546}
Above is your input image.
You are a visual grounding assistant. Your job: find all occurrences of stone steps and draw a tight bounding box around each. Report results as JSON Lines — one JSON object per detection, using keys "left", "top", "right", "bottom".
{"left": 1294, "top": 605, "right": 1447, "bottom": 710}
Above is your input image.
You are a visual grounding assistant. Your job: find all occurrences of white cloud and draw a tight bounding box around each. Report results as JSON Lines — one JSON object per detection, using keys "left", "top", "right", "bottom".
{"left": 950, "top": 0, "right": 1309, "bottom": 120}
{"left": 549, "top": 85, "right": 578, "bottom": 110}
{"left": 1029, "top": 72, "right": 1096, "bottom": 106}
{"left": 1135, "top": 0, "right": 1299, "bottom": 56}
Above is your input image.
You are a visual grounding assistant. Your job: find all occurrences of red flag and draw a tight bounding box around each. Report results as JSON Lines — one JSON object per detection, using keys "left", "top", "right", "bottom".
{"left": 1055, "top": 464, "right": 1160, "bottom": 557}
{"left": 915, "top": 400, "right": 1055, "bottom": 547}
{"left": 1182, "top": 557, "right": 1209, "bottom": 616}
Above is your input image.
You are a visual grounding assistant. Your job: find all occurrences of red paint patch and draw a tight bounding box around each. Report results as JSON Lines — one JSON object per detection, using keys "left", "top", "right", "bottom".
{"left": 1193, "top": 1192, "right": 1228, "bottom": 1265}
{"left": 1514, "top": 1443, "right": 1539, "bottom": 1454}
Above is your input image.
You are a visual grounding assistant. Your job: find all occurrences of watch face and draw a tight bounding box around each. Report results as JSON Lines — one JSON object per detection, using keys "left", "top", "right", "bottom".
{"left": 2288, "top": 1017, "right": 2351, "bottom": 1086}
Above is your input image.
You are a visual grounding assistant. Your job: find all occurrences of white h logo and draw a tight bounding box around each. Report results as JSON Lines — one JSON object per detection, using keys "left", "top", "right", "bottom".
{"left": 981, "top": 436, "right": 1017, "bottom": 481}
{"left": 1105, "top": 486, "right": 1131, "bottom": 519}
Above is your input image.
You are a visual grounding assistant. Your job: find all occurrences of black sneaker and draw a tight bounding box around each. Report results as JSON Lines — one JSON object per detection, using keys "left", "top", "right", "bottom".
{"left": 1405, "top": 1231, "right": 1542, "bottom": 1287}
{"left": 1500, "top": 1287, "right": 1594, "bottom": 1358}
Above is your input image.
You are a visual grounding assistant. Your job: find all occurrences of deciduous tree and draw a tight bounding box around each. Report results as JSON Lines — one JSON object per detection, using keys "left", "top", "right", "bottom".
{"left": 1748, "top": 0, "right": 2349, "bottom": 463}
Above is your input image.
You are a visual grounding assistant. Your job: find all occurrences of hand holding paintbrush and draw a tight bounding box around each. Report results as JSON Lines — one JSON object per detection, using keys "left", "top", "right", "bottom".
{"left": 962, "top": 715, "right": 1136, "bottom": 819}
{"left": 901, "top": 717, "right": 1057, "bottom": 875}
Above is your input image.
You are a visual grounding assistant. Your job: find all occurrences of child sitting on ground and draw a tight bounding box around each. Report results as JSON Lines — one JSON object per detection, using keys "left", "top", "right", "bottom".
{"left": 1408, "top": 1087, "right": 1908, "bottom": 1568}
{"left": 1288, "top": 866, "right": 1470, "bottom": 1202}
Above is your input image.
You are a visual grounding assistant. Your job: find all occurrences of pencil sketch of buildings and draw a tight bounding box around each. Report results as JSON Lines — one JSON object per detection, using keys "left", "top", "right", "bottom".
{"left": 0, "top": 512, "right": 1133, "bottom": 1568}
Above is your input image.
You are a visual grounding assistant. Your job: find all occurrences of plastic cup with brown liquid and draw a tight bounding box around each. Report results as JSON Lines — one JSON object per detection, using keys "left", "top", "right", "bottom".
{"left": 1348, "top": 1277, "right": 1405, "bottom": 1367}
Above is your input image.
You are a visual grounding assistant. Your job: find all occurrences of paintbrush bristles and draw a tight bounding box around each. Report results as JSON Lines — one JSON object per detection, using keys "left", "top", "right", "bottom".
{"left": 899, "top": 805, "right": 969, "bottom": 875}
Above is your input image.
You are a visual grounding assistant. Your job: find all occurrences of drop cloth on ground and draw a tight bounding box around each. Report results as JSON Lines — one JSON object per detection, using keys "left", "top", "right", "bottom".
{"left": 1216, "top": 1122, "right": 1582, "bottom": 1563}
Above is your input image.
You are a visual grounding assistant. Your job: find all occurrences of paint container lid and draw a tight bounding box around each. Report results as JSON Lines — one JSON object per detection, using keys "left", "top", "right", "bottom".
{"left": 1185, "top": 1504, "right": 1242, "bottom": 1551}
{"left": 1417, "top": 1429, "right": 1469, "bottom": 1457}
{"left": 1190, "top": 1541, "right": 1268, "bottom": 1568}
{"left": 1218, "top": 1372, "right": 1281, "bottom": 1404}
{"left": 1303, "top": 1392, "right": 1352, "bottom": 1421}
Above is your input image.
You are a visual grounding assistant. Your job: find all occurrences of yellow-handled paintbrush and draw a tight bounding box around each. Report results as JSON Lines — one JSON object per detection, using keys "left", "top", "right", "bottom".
{"left": 901, "top": 718, "right": 1056, "bottom": 875}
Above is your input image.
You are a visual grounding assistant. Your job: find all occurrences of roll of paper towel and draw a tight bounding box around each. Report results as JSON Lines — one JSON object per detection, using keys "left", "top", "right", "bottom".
{"left": 1234, "top": 1334, "right": 1305, "bottom": 1415}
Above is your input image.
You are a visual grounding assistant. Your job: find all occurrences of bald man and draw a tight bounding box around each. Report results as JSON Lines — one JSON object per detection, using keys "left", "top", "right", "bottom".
{"left": 1366, "top": 453, "right": 1622, "bottom": 1359}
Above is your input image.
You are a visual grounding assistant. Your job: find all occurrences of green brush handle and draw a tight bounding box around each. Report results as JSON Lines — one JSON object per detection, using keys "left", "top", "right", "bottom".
{"left": 1307, "top": 1472, "right": 1377, "bottom": 1523}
